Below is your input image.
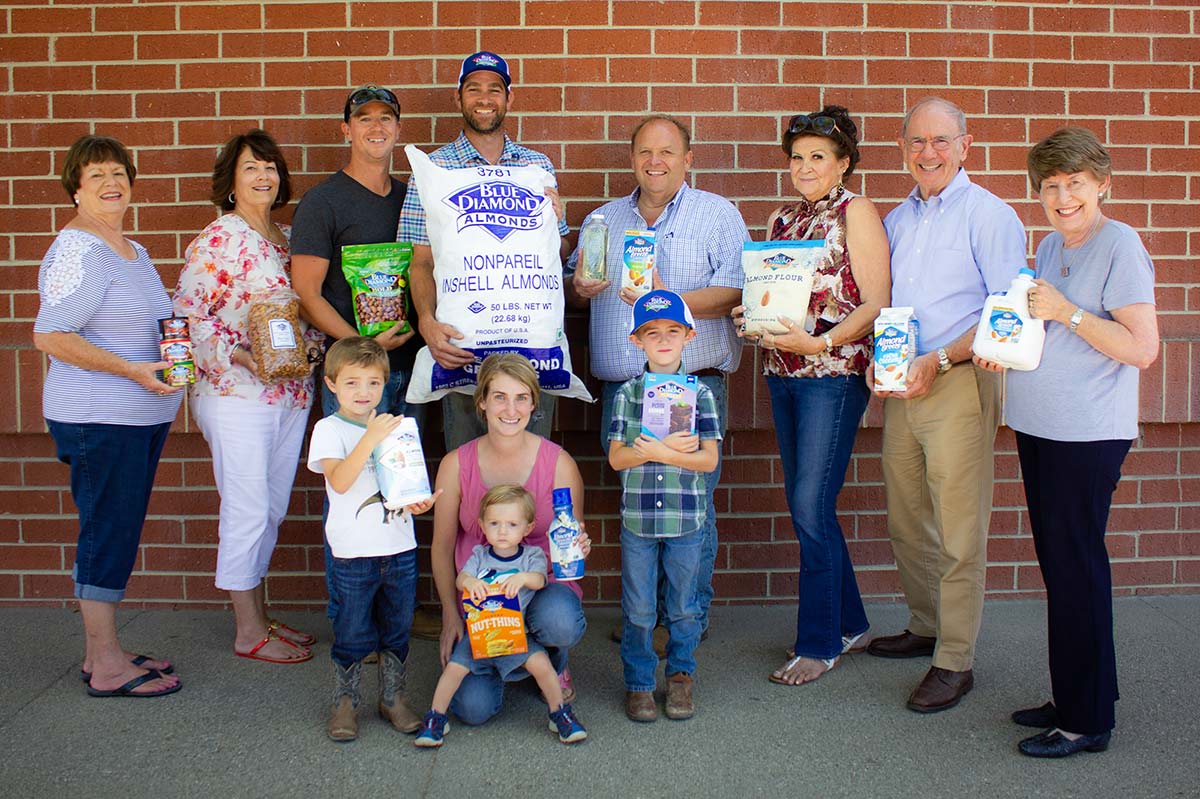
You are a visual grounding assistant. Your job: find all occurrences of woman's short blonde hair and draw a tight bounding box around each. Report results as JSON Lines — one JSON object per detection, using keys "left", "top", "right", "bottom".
{"left": 472, "top": 353, "right": 540, "bottom": 420}
{"left": 478, "top": 483, "right": 536, "bottom": 525}
{"left": 1027, "top": 127, "right": 1112, "bottom": 191}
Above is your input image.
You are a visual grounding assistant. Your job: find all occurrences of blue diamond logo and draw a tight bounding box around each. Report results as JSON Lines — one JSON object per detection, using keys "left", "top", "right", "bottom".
{"left": 468, "top": 301, "right": 486, "bottom": 314}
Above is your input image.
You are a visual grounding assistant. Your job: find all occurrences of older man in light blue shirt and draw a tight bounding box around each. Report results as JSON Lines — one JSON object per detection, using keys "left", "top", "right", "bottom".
{"left": 565, "top": 114, "right": 749, "bottom": 642}
{"left": 866, "top": 97, "right": 1026, "bottom": 714}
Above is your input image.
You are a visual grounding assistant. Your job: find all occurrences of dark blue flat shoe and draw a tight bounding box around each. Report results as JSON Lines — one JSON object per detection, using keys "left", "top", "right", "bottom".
{"left": 1011, "top": 701, "right": 1057, "bottom": 728}
{"left": 1018, "top": 729, "right": 1111, "bottom": 758}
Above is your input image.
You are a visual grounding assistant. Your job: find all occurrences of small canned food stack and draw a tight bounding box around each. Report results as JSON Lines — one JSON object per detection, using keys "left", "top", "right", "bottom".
{"left": 158, "top": 316, "right": 196, "bottom": 387}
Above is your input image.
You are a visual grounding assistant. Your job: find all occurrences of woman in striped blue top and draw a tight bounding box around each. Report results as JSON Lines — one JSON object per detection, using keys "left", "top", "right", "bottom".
{"left": 33, "top": 135, "right": 183, "bottom": 699}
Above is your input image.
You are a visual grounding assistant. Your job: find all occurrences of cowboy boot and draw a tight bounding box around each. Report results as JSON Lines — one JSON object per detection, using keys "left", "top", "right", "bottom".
{"left": 327, "top": 660, "right": 362, "bottom": 742}
{"left": 378, "top": 650, "right": 421, "bottom": 733}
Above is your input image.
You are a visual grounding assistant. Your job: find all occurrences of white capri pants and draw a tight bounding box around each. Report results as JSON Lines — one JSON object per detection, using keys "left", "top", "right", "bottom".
{"left": 191, "top": 394, "right": 310, "bottom": 592}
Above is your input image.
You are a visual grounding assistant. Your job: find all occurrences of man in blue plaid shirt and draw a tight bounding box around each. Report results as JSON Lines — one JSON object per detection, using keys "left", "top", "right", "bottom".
{"left": 398, "top": 51, "right": 569, "bottom": 452}
{"left": 609, "top": 289, "right": 721, "bottom": 724}
{"left": 565, "top": 114, "right": 748, "bottom": 646}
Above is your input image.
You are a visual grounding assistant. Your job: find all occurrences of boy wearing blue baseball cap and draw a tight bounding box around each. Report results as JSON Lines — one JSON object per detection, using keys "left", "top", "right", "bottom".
{"left": 608, "top": 290, "right": 721, "bottom": 724}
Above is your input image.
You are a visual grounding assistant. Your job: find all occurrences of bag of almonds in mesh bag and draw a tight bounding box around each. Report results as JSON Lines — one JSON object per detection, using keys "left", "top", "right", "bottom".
{"left": 247, "top": 288, "right": 311, "bottom": 384}
{"left": 341, "top": 241, "right": 413, "bottom": 337}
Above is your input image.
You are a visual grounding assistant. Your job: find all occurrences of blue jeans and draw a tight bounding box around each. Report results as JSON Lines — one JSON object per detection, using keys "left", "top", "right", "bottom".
{"left": 450, "top": 582, "right": 586, "bottom": 725}
{"left": 48, "top": 420, "right": 171, "bottom": 603}
{"left": 328, "top": 548, "right": 417, "bottom": 668}
{"left": 620, "top": 528, "right": 704, "bottom": 690}
{"left": 767, "top": 374, "right": 870, "bottom": 660}
{"left": 321, "top": 365, "right": 422, "bottom": 619}
{"left": 602, "top": 374, "right": 727, "bottom": 631}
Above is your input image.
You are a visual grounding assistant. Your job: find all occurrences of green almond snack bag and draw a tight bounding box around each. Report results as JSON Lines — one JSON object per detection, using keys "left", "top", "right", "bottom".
{"left": 341, "top": 242, "right": 413, "bottom": 336}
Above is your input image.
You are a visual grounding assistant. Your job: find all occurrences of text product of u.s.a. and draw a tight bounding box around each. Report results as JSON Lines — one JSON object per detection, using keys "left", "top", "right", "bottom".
{"left": 740, "top": 240, "right": 824, "bottom": 335}
{"left": 640, "top": 372, "right": 698, "bottom": 440}
{"left": 463, "top": 588, "right": 529, "bottom": 659}
{"left": 403, "top": 145, "right": 592, "bottom": 404}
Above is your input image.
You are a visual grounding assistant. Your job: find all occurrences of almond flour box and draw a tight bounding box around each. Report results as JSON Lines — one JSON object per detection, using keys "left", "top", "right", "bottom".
{"left": 462, "top": 589, "right": 529, "bottom": 659}
{"left": 641, "top": 372, "right": 698, "bottom": 439}
{"left": 873, "top": 307, "right": 920, "bottom": 391}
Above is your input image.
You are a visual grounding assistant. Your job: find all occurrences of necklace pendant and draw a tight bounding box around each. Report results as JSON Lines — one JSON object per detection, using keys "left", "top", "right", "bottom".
{"left": 1060, "top": 266, "right": 1070, "bottom": 277}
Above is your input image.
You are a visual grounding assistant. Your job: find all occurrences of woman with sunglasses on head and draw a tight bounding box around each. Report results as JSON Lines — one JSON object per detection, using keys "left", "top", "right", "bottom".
{"left": 975, "top": 128, "right": 1158, "bottom": 758}
{"left": 174, "top": 129, "right": 323, "bottom": 664}
{"left": 732, "top": 106, "right": 891, "bottom": 686}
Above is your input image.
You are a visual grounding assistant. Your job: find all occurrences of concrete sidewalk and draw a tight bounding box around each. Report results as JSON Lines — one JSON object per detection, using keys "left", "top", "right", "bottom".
{"left": 1, "top": 596, "right": 1197, "bottom": 799}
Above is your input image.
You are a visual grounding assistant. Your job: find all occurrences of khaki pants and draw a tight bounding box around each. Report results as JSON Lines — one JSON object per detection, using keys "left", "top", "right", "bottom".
{"left": 881, "top": 363, "right": 1000, "bottom": 672}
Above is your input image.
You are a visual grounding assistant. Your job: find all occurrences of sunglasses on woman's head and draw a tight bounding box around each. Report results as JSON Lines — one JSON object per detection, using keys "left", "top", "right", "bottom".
{"left": 787, "top": 114, "right": 841, "bottom": 137}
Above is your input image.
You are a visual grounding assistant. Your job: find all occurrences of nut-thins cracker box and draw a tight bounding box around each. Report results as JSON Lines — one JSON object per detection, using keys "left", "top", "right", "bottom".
{"left": 462, "top": 589, "right": 529, "bottom": 660}
{"left": 641, "top": 372, "right": 698, "bottom": 439}
{"left": 873, "top": 307, "right": 920, "bottom": 391}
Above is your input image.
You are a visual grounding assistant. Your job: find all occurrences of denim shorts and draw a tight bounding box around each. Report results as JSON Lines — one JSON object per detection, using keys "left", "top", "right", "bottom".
{"left": 449, "top": 627, "right": 547, "bottom": 680}
{"left": 47, "top": 420, "right": 172, "bottom": 603}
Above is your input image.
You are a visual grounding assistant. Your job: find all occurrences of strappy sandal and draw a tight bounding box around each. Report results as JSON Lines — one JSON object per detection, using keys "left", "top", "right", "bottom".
{"left": 768, "top": 654, "right": 839, "bottom": 686}
{"left": 785, "top": 631, "right": 870, "bottom": 660}
{"left": 268, "top": 618, "right": 316, "bottom": 646}
{"left": 236, "top": 630, "right": 313, "bottom": 664}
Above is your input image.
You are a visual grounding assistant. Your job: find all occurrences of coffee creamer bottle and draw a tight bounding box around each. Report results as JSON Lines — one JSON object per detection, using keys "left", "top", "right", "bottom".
{"left": 579, "top": 213, "right": 609, "bottom": 282}
{"left": 548, "top": 487, "right": 585, "bottom": 581}
{"left": 971, "top": 267, "right": 1045, "bottom": 371}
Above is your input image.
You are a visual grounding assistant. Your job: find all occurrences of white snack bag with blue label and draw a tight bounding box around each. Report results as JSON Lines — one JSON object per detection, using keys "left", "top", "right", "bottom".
{"left": 403, "top": 145, "right": 592, "bottom": 403}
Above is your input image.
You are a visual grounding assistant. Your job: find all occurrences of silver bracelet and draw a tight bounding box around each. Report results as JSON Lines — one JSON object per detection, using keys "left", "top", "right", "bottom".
{"left": 821, "top": 332, "right": 834, "bottom": 351}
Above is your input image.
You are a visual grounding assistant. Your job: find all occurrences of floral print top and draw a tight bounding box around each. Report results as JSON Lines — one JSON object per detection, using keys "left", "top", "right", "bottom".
{"left": 763, "top": 185, "right": 871, "bottom": 379}
{"left": 174, "top": 213, "right": 320, "bottom": 410}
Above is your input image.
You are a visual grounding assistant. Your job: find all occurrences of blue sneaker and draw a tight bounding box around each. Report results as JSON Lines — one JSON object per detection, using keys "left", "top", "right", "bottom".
{"left": 414, "top": 710, "right": 449, "bottom": 748}
{"left": 548, "top": 703, "right": 588, "bottom": 744}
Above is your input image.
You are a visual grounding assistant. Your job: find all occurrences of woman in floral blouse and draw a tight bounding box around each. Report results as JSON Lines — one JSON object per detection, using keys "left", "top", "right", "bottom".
{"left": 175, "top": 130, "right": 320, "bottom": 664}
{"left": 732, "top": 106, "right": 891, "bottom": 686}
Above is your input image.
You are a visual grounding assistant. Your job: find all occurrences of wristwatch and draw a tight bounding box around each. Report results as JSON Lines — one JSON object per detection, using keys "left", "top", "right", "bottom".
{"left": 936, "top": 347, "right": 952, "bottom": 374}
{"left": 821, "top": 332, "right": 834, "bottom": 351}
{"left": 1069, "top": 307, "right": 1085, "bottom": 333}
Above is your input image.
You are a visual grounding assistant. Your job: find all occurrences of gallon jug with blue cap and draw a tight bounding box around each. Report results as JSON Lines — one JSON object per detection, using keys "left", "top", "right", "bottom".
{"left": 971, "top": 267, "right": 1045, "bottom": 371}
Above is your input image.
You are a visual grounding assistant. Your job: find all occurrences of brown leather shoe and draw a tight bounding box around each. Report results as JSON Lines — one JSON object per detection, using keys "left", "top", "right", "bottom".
{"left": 866, "top": 630, "right": 936, "bottom": 659}
{"left": 906, "top": 666, "right": 974, "bottom": 713}
{"left": 665, "top": 673, "right": 694, "bottom": 720}
{"left": 624, "top": 690, "right": 658, "bottom": 723}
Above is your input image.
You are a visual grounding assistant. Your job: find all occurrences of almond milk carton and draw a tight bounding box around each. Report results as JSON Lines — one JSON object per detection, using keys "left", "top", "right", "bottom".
{"left": 873, "top": 307, "right": 919, "bottom": 391}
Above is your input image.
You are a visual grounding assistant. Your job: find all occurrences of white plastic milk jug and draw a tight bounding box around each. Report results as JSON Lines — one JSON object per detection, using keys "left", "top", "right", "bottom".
{"left": 971, "top": 267, "right": 1045, "bottom": 371}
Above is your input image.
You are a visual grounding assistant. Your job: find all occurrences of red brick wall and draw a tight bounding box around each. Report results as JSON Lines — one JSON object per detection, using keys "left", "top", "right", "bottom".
{"left": 1, "top": 1, "right": 1197, "bottom": 608}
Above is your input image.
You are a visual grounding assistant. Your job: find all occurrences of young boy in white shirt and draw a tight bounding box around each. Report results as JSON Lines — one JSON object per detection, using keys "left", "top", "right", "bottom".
{"left": 307, "top": 336, "right": 438, "bottom": 742}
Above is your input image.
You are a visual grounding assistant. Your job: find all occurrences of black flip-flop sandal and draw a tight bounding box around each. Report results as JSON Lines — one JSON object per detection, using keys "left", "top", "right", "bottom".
{"left": 86, "top": 669, "right": 182, "bottom": 698}
{"left": 80, "top": 654, "right": 175, "bottom": 683}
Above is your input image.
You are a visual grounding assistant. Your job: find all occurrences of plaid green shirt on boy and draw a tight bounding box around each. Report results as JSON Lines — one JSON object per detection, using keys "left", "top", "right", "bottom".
{"left": 608, "top": 367, "right": 722, "bottom": 538}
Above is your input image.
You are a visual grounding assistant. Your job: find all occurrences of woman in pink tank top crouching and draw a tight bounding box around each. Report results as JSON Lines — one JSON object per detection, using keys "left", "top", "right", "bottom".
{"left": 430, "top": 353, "right": 590, "bottom": 724}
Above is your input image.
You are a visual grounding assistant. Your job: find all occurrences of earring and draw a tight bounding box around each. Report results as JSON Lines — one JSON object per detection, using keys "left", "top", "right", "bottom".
{"left": 228, "top": 192, "right": 236, "bottom": 205}
{"left": 73, "top": 195, "right": 79, "bottom": 205}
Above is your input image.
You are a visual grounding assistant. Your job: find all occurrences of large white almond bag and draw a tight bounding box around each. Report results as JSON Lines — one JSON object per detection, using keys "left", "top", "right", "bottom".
{"left": 403, "top": 145, "right": 592, "bottom": 403}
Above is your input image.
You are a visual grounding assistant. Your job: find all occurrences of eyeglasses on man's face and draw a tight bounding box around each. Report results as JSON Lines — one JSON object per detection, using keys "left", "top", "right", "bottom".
{"left": 905, "top": 133, "right": 966, "bottom": 153}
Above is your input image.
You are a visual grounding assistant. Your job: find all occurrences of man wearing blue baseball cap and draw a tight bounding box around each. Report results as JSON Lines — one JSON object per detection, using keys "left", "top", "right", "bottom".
{"left": 399, "top": 50, "right": 569, "bottom": 451}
